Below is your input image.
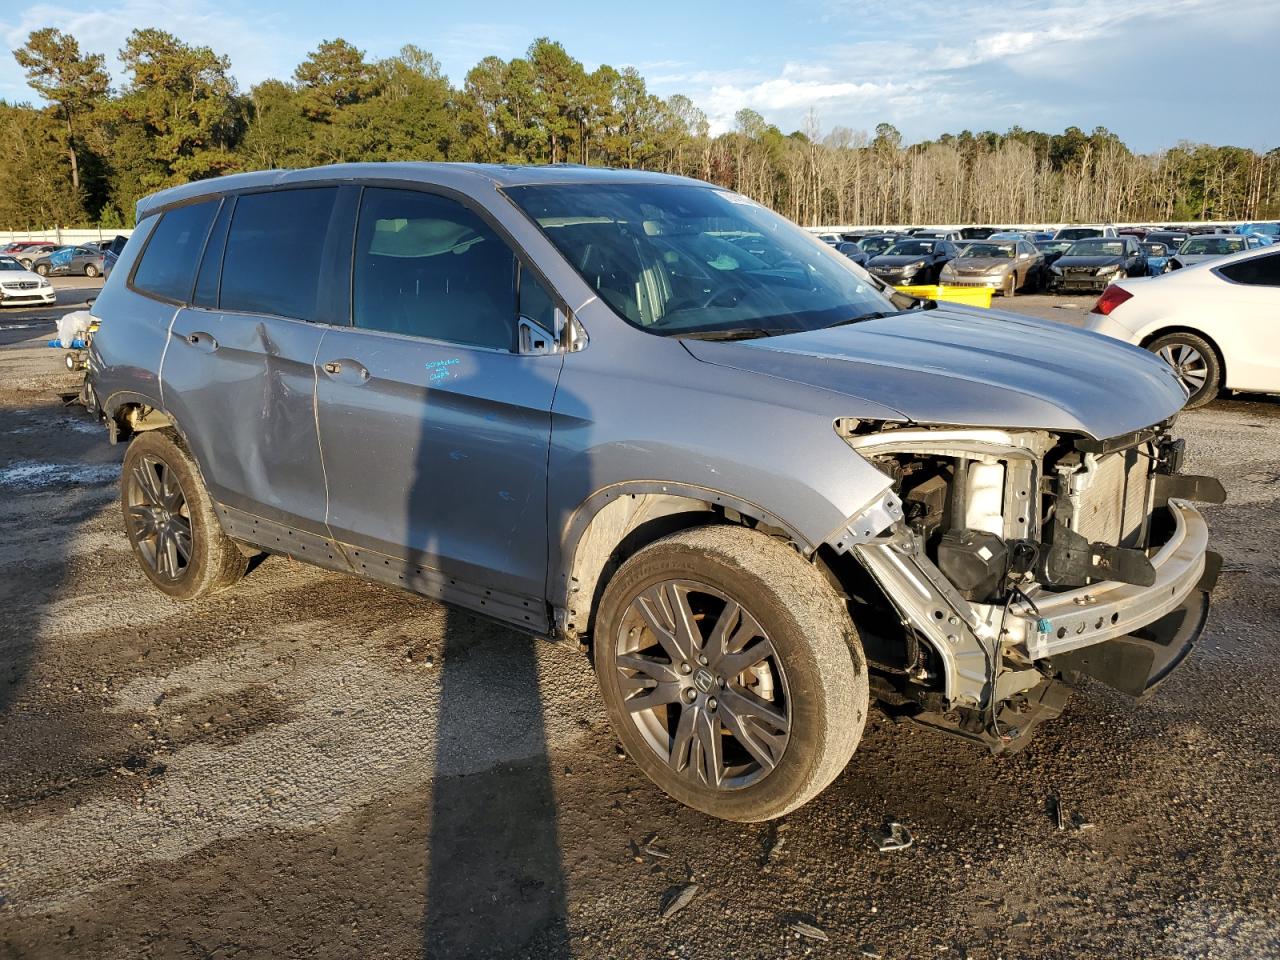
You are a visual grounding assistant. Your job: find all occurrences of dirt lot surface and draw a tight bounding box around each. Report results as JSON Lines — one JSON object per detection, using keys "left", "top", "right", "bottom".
{"left": 1, "top": 284, "right": 1278, "bottom": 959}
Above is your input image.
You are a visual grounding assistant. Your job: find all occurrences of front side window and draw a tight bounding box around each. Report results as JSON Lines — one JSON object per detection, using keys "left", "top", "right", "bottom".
{"left": 219, "top": 187, "right": 337, "bottom": 321}
{"left": 132, "top": 200, "right": 219, "bottom": 302}
{"left": 352, "top": 187, "right": 520, "bottom": 351}
{"left": 1218, "top": 252, "right": 1280, "bottom": 287}
{"left": 506, "top": 183, "right": 894, "bottom": 338}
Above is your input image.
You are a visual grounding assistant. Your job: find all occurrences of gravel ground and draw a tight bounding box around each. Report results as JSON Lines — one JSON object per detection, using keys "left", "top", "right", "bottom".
{"left": 1, "top": 284, "right": 1277, "bottom": 959}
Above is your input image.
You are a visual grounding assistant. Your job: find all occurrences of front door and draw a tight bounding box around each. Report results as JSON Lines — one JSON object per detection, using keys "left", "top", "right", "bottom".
{"left": 315, "top": 186, "right": 563, "bottom": 623}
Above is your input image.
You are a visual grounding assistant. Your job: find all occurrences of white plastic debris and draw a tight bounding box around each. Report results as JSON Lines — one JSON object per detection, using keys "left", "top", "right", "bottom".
{"left": 56, "top": 310, "right": 93, "bottom": 348}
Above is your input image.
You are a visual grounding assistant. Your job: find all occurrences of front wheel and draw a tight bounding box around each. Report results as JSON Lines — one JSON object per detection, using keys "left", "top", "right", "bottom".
{"left": 593, "top": 525, "right": 867, "bottom": 822}
{"left": 1003, "top": 271, "right": 1016, "bottom": 298}
{"left": 121, "top": 430, "right": 248, "bottom": 600}
{"left": 34, "top": 263, "right": 49, "bottom": 277}
{"left": 1147, "top": 331, "right": 1221, "bottom": 409}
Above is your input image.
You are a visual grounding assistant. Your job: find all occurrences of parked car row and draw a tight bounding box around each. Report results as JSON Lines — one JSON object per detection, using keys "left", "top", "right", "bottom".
{"left": 0, "top": 238, "right": 118, "bottom": 275}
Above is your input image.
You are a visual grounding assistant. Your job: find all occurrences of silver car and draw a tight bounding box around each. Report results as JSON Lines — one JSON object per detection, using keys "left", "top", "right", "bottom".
{"left": 86, "top": 164, "right": 1221, "bottom": 821}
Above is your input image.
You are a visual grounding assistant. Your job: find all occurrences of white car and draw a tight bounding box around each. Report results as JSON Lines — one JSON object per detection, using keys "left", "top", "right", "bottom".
{"left": 0, "top": 255, "right": 56, "bottom": 307}
{"left": 1082, "top": 245, "right": 1280, "bottom": 408}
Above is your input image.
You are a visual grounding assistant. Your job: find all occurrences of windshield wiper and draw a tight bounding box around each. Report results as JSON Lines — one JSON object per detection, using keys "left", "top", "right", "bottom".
{"left": 677, "top": 327, "right": 783, "bottom": 342}
{"left": 822, "top": 309, "right": 906, "bottom": 329}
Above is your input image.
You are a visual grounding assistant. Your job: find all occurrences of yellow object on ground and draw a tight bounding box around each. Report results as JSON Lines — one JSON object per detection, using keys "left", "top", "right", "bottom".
{"left": 895, "top": 284, "right": 994, "bottom": 308}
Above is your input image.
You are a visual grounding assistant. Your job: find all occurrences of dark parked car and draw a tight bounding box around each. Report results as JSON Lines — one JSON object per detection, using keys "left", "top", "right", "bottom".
{"left": 1049, "top": 236, "right": 1147, "bottom": 292}
{"left": 102, "top": 234, "right": 129, "bottom": 278}
{"left": 856, "top": 234, "right": 901, "bottom": 258}
{"left": 84, "top": 163, "right": 1215, "bottom": 823}
{"left": 835, "top": 241, "right": 869, "bottom": 266}
{"left": 1035, "top": 239, "right": 1073, "bottom": 268}
{"left": 1146, "top": 230, "right": 1188, "bottom": 250}
{"left": 30, "top": 245, "right": 106, "bottom": 278}
{"left": 866, "top": 238, "right": 958, "bottom": 285}
{"left": 958, "top": 227, "right": 996, "bottom": 240}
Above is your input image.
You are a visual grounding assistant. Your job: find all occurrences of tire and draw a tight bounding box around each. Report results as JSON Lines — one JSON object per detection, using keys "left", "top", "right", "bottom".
{"left": 120, "top": 430, "right": 248, "bottom": 600}
{"left": 593, "top": 525, "right": 868, "bottom": 822}
{"left": 34, "top": 263, "right": 49, "bottom": 276}
{"left": 1147, "top": 331, "right": 1221, "bottom": 410}
{"left": 1003, "top": 271, "right": 1016, "bottom": 298}
{"left": 84, "top": 264, "right": 99, "bottom": 278}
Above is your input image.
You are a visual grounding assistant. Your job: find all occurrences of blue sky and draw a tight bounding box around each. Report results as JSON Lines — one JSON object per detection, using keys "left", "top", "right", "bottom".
{"left": 2, "top": 0, "right": 1277, "bottom": 152}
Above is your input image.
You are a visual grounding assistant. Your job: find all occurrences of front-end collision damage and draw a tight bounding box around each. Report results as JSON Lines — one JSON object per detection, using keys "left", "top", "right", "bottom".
{"left": 825, "top": 421, "right": 1224, "bottom": 754}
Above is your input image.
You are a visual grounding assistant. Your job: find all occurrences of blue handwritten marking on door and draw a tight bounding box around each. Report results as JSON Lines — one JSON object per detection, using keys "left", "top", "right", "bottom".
{"left": 425, "top": 358, "right": 461, "bottom": 383}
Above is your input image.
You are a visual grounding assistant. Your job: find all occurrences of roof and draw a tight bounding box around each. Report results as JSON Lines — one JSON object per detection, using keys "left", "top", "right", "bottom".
{"left": 135, "top": 162, "right": 708, "bottom": 220}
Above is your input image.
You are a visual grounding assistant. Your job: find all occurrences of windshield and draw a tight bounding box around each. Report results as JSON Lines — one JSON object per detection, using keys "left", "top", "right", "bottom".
{"left": 505, "top": 183, "right": 895, "bottom": 337}
{"left": 959, "top": 242, "right": 1015, "bottom": 259}
{"left": 0, "top": 257, "right": 26, "bottom": 271}
{"left": 859, "top": 236, "right": 898, "bottom": 256}
{"left": 1066, "top": 240, "right": 1124, "bottom": 257}
{"left": 1181, "top": 236, "right": 1244, "bottom": 255}
{"left": 1057, "top": 228, "right": 1102, "bottom": 240}
{"left": 1037, "top": 241, "right": 1072, "bottom": 253}
{"left": 882, "top": 240, "right": 936, "bottom": 256}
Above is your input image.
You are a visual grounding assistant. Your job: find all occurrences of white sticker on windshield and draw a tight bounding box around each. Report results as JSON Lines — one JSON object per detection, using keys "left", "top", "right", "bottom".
{"left": 717, "top": 191, "right": 759, "bottom": 207}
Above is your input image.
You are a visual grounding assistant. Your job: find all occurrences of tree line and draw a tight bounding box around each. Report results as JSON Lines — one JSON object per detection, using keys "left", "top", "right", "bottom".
{"left": 3, "top": 28, "right": 1278, "bottom": 231}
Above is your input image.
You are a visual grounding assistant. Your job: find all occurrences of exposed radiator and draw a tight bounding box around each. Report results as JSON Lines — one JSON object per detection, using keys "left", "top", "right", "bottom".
{"left": 1073, "top": 449, "right": 1152, "bottom": 547}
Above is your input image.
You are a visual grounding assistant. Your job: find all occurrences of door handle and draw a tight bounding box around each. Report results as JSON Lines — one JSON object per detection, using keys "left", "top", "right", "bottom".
{"left": 323, "top": 361, "right": 341, "bottom": 375}
{"left": 174, "top": 330, "right": 218, "bottom": 352}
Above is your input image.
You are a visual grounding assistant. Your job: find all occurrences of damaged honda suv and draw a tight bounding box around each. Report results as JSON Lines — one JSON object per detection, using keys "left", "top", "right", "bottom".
{"left": 86, "top": 164, "right": 1222, "bottom": 822}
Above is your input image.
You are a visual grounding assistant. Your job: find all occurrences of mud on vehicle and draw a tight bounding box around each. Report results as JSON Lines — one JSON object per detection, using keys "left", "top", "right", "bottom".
{"left": 86, "top": 163, "right": 1222, "bottom": 821}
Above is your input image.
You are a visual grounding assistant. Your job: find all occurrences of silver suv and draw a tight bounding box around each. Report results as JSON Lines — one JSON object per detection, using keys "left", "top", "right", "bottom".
{"left": 86, "top": 164, "right": 1222, "bottom": 822}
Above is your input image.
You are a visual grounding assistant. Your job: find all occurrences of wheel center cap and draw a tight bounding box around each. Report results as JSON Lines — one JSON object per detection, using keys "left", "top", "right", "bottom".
{"left": 694, "top": 668, "right": 715, "bottom": 694}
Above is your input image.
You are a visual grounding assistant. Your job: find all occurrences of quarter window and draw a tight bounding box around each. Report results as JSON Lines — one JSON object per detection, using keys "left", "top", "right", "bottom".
{"left": 352, "top": 188, "right": 520, "bottom": 351}
{"left": 1218, "top": 252, "right": 1280, "bottom": 287}
{"left": 220, "top": 188, "right": 337, "bottom": 321}
{"left": 132, "top": 200, "right": 219, "bottom": 303}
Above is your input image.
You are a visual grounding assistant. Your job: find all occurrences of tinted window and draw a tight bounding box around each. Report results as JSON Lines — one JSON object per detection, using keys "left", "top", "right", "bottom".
{"left": 132, "top": 201, "right": 218, "bottom": 302}
{"left": 1218, "top": 252, "right": 1280, "bottom": 287}
{"left": 193, "top": 199, "right": 232, "bottom": 308}
{"left": 352, "top": 188, "right": 518, "bottom": 350}
{"left": 220, "top": 188, "right": 337, "bottom": 321}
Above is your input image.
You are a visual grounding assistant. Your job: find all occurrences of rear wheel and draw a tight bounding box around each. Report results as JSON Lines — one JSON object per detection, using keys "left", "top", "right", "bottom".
{"left": 1147, "top": 331, "right": 1221, "bottom": 409}
{"left": 593, "top": 525, "right": 867, "bottom": 822}
{"left": 121, "top": 430, "right": 248, "bottom": 600}
{"left": 84, "top": 264, "right": 99, "bottom": 278}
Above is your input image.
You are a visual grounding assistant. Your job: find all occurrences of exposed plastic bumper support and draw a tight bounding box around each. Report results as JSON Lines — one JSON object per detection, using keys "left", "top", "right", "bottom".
{"left": 983, "top": 499, "right": 1209, "bottom": 661}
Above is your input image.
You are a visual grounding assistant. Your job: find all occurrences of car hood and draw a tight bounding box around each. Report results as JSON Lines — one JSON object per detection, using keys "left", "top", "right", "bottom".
{"left": 1171, "top": 254, "right": 1222, "bottom": 266}
{"left": 0, "top": 268, "right": 45, "bottom": 284}
{"left": 868, "top": 255, "right": 929, "bottom": 268}
{"left": 947, "top": 257, "right": 1013, "bottom": 272}
{"left": 681, "top": 307, "right": 1186, "bottom": 440}
{"left": 1056, "top": 255, "right": 1123, "bottom": 270}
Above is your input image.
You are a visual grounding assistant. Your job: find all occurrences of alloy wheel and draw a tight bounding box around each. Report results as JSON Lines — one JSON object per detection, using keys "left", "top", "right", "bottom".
{"left": 614, "top": 579, "right": 791, "bottom": 790}
{"left": 125, "top": 454, "right": 193, "bottom": 580}
{"left": 1156, "top": 341, "right": 1209, "bottom": 396}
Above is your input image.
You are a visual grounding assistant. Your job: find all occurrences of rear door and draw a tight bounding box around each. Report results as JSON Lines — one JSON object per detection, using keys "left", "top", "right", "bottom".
{"left": 314, "top": 185, "right": 563, "bottom": 622}
{"left": 160, "top": 186, "right": 354, "bottom": 536}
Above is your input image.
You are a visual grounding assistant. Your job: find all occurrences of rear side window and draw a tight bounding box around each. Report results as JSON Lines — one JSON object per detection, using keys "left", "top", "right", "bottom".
{"left": 1218, "top": 252, "right": 1280, "bottom": 287}
{"left": 352, "top": 187, "right": 518, "bottom": 350}
{"left": 220, "top": 188, "right": 337, "bottom": 321}
{"left": 131, "top": 200, "right": 219, "bottom": 302}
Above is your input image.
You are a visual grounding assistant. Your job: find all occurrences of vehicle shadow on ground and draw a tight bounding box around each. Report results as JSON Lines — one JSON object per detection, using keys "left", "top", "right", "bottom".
{"left": 421, "top": 607, "right": 572, "bottom": 958}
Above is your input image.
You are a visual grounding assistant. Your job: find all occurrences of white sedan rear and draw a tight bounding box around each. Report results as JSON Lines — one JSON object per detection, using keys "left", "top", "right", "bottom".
{"left": 1081, "top": 246, "right": 1280, "bottom": 408}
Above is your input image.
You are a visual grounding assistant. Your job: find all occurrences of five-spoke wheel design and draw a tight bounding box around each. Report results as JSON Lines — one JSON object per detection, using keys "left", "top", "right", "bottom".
{"left": 1156, "top": 341, "right": 1208, "bottom": 396}
{"left": 615, "top": 579, "right": 791, "bottom": 791}
{"left": 125, "top": 453, "right": 193, "bottom": 581}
